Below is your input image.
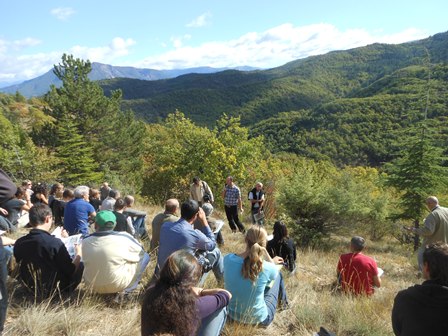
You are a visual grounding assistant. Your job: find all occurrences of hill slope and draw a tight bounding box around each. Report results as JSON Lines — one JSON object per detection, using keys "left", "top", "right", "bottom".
{"left": 100, "top": 32, "right": 448, "bottom": 128}
{"left": 0, "top": 63, "right": 258, "bottom": 98}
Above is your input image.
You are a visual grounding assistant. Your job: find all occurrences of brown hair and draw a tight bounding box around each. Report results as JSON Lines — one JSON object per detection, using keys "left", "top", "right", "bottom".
{"left": 242, "top": 225, "right": 268, "bottom": 282}
{"left": 141, "top": 250, "right": 202, "bottom": 336}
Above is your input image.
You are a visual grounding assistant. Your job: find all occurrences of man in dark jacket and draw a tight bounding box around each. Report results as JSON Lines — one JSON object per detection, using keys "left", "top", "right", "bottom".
{"left": 392, "top": 242, "right": 448, "bottom": 335}
{"left": 14, "top": 204, "right": 83, "bottom": 300}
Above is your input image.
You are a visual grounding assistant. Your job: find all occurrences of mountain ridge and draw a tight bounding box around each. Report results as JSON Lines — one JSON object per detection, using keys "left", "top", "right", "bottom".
{"left": 0, "top": 63, "right": 259, "bottom": 97}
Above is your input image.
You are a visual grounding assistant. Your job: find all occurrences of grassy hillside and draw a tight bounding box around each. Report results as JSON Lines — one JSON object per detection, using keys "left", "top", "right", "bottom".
{"left": 6, "top": 205, "right": 417, "bottom": 335}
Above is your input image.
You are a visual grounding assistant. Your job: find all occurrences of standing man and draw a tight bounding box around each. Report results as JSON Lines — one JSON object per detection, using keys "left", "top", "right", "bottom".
{"left": 190, "top": 177, "right": 214, "bottom": 206}
{"left": 248, "top": 182, "right": 265, "bottom": 225}
{"left": 337, "top": 236, "right": 381, "bottom": 296}
{"left": 63, "top": 186, "right": 96, "bottom": 236}
{"left": 409, "top": 196, "right": 448, "bottom": 271}
{"left": 222, "top": 176, "right": 245, "bottom": 233}
{"left": 150, "top": 199, "right": 179, "bottom": 251}
{"left": 392, "top": 243, "right": 448, "bottom": 335}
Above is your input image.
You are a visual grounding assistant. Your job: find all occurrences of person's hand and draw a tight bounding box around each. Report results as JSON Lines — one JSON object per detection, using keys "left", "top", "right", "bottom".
{"left": 74, "top": 244, "right": 82, "bottom": 257}
{"left": 273, "top": 256, "right": 284, "bottom": 265}
{"left": 61, "top": 229, "right": 69, "bottom": 238}
{"left": 240, "top": 208, "right": 244, "bottom": 214}
{"left": 197, "top": 208, "right": 208, "bottom": 226}
{"left": 0, "top": 208, "right": 8, "bottom": 216}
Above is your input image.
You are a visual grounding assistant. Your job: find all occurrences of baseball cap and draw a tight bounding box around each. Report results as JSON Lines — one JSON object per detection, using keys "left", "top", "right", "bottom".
{"left": 95, "top": 210, "right": 116, "bottom": 229}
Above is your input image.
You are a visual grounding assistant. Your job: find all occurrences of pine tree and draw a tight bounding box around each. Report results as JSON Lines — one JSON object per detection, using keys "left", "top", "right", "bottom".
{"left": 55, "top": 113, "right": 102, "bottom": 185}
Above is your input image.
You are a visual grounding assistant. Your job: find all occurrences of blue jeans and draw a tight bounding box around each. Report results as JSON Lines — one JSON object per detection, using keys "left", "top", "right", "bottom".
{"left": 131, "top": 215, "right": 148, "bottom": 240}
{"left": 260, "top": 272, "right": 288, "bottom": 326}
{"left": 198, "top": 306, "right": 228, "bottom": 336}
{"left": 198, "top": 247, "right": 224, "bottom": 286}
{"left": 0, "top": 246, "right": 12, "bottom": 332}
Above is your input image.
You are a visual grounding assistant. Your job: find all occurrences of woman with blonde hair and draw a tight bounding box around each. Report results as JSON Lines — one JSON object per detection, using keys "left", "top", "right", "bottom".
{"left": 223, "top": 225, "right": 288, "bottom": 326}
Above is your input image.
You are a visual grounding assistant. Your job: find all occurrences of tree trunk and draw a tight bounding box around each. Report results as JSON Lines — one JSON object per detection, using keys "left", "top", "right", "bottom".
{"left": 413, "top": 218, "right": 420, "bottom": 252}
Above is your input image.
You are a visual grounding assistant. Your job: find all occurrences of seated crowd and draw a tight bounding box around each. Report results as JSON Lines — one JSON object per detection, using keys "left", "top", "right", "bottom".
{"left": 1, "top": 170, "right": 447, "bottom": 336}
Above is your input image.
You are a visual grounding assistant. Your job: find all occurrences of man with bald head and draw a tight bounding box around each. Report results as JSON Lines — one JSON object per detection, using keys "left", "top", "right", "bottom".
{"left": 150, "top": 199, "right": 179, "bottom": 251}
{"left": 411, "top": 196, "right": 448, "bottom": 271}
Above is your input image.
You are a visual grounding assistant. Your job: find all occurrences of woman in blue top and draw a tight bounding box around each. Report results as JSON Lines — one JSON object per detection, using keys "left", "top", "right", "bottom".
{"left": 224, "top": 225, "right": 288, "bottom": 326}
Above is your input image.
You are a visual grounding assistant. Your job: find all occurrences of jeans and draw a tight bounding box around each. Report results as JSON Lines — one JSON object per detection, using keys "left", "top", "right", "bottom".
{"left": 198, "top": 247, "right": 224, "bottom": 286}
{"left": 0, "top": 246, "right": 12, "bottom": 332}
{"left": 224, "top": 205, "right": 245, "bottom": 233}
{"left": 131, "top": 215, "right": 148, "bottom": 240}
{"left": 198, "top": 306, "right": 228, "bottom": 336}
{"left": 260, "top": 272, "right": 288, "bottom": 327}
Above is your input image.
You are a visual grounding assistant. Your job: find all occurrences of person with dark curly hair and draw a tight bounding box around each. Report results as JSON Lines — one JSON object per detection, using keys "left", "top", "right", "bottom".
{"left": 141, "top": 250, "right": 231, "bottom": 336}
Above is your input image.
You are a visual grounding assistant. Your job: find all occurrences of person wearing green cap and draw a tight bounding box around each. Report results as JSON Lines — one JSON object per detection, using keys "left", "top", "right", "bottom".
{"left": 82, "top": 210, "right": 150, "bottom": 294}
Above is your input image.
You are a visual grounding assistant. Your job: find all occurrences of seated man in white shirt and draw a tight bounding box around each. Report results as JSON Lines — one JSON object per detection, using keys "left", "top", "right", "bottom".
{"left": 82, "top": 210, "right": 150, "bottom": 295}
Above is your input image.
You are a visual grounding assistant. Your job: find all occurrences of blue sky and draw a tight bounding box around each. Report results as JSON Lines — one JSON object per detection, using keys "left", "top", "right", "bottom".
{"left": 1, "top": 0, "right": 447, "bottom": 85}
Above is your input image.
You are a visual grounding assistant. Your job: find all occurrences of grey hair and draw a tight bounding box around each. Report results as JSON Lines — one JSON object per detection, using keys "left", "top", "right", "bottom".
{"left": 74, "top": 185, "right": 90, "bottom": 198}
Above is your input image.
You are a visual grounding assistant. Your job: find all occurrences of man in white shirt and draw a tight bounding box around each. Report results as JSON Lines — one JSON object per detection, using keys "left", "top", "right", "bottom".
{"left": 248, "top": 182, "right": 265, "bottom": 225}
{"left": 82, "top": 210, "right": 150, "bottom": 294}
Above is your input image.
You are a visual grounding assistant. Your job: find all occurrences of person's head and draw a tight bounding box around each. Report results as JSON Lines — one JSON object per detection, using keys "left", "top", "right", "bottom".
{"left": 50, "top": 183, "right": 64, "bottom": 196}
{"left": 350, "top": 236, "right": 366, "bottom": 252}
{"left": 192, "top": 176, "right": 200, "bottom": 185}
{"left": 102, "top": 182, "right": 109, "bottom": 188}
{"left": 202, "top": 203, "right": 213, "bottom": 217}
{"left": 33, "top": 183, "right": 47, "bottom": 197}
{"left": 22, "top": 179, "right": 32, "bottom": 189}
{"left": 94, "top": 210, "right": 116, "bottom": 231}
{"left": 255, "top": 182, "right": 263, "bottom": 191}
{"left": 62, "top": 189, "right": 74, "bottom": 201}
{"left": 124, "top": 195, "right": 135, "bottom": 207}
{"left": 242, "top": 225, "right": 268, "bottom": 282}
{"left": 273, "top": 220, "right": 288, "bottom": 241}
{"left": 141, "top": 250, "right": 201, "bottom": 336}
{"left": 159, "top": 250, "right": 202, "bottom": 288}
{"left": 74, "top": 186, "right": 90, "bottom": 200}
{"left": 113, "top": 198, "right": 126, "bottom": 211}
{"left": 180, "top": 200, "right": 200, "bottom": 222}
{"left": 423, "top": 243, "right": 448, "bottom": 284}
{"left": 90, "top": 188, "right": 100, "bottom": 199}
{"left": 108, "top": 189, "right": 120, "bottom": 199}
{"left": 226, "top": 176, "right": 234, "bottom": 186}
{"left": 29, "top": 204, "right": 52, "bottom": 229}
{"left": 426, "top": 196, "right": 439, "bottom": 211}
{"left": 165, "top": 199, "right": 179, "bottom": 214}
{"left": 15, "top": 186, "right": 26, "bottom": 199}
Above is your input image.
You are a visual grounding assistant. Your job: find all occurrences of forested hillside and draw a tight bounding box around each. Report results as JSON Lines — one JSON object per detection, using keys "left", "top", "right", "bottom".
{"left": 99, "top": 31, "right": 448, "bottom": 167}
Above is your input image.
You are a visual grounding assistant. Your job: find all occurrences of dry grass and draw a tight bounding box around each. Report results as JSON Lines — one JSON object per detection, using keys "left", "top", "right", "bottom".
{"left": 4, "top": 205, "right": 419, "bottom": 335}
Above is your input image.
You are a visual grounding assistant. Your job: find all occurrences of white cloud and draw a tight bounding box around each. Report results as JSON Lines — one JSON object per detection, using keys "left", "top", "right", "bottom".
{"left": 51, "top": 7, "right": 76, "bottom": 21}
{"left": 137, "top": 23, "right": 429, "bottom": 69}
{"left": 0, "top": 37, "right": 135, "bottom": 84}
{"left": 0, "top": 24, "right": 431, "bottom": 85}
{"left": 170, "top": 34, "right": 191, "bottom": 48}
{"left": 186, "top": 12, "right": 211, "bottom": 28}
{"left": 70, "top": 37, "right": 136, "bottom": 61}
